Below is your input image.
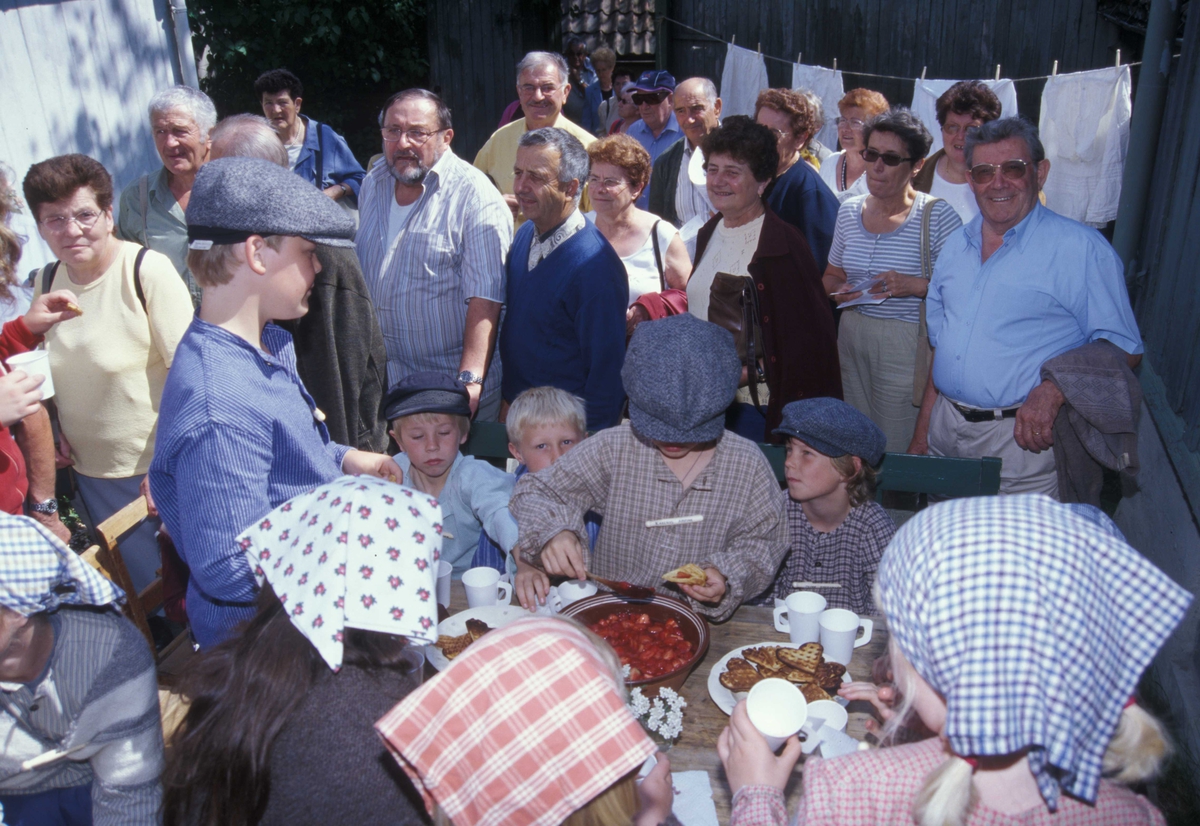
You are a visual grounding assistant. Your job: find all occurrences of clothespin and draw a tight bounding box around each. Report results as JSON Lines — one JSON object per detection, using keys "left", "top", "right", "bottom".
{"left": 994, "top": 64, "right": 1001, "bottom": 80}
{"left": 1115, "top": 48, "right": 1121, "bottom": 67}
{"left": 920, "top": 66, "right": 927, "bottom": 80}
{"left": 833, "top": 57, "right": 838, "bottom": 71}
{"left": 797, "top": 52, "right": 802, "bottom": 64}
{"left": 756, "top": 42, "right": 762, "bottom": 54}
{"left": 1051, "top": 59, "right": 1059, "bottom": 76}
{"left": 731, "top": 34, "right": 736, "bottom": 46}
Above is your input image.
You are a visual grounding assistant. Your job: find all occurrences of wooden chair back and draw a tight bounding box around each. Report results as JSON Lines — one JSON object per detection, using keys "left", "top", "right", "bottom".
{"left": 79, "top": 494, "right": 156, "bottom": 647}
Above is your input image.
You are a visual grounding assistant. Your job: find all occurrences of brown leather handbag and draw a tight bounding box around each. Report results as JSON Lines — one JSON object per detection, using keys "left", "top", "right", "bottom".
{"left": 709, "top": 272, "right": 766, "bottom": 408}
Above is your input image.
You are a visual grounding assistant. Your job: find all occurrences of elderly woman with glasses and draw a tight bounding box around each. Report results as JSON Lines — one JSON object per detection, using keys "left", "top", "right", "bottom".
{"left": 24, "top": 154, "right": 194, "bottom": 594}
{"left": 819, "top": 88, "right": 889, "bottom": 202}
{"left": 822, "top": 108, "right": 963, "bottom": 454}
{"left": 116, "top": 85, "right": 217, "bottom": 306}
{"left": 912, "top": 81, "right": 1003, "bottom": 222}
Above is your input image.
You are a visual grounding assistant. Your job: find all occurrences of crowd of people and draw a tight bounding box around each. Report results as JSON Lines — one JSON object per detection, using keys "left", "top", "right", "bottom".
{"left": 0, "top": 38, "right": 1182, "bottom": 826}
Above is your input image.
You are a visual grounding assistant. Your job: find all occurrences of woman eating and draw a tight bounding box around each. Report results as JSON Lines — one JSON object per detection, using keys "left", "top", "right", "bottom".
{"left": 912, "top": 80, "right": 1003, "bottom": 222}
{"left": 687, "top": 116, "right": 840, "bottom": 441}
{"left": 822, "top": 109, "right": 962, "bottom": 453}
{"left": 585, "top": 134, "right": 691, "bottom": 333}
{"left": 720, "top": 495, "right": 1188, "bottom": 825}
{"left": 819, "top": 89, "right": 889, "bottom": 202}
{"left": 162, "top": 476, "right": 439, "bottom": 826}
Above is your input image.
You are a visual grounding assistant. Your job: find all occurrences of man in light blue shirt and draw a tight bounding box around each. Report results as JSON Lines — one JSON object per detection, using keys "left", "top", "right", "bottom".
{"left": 913, "top": 118, "right": 1142, "bottom": 497}
{"left": 627, "top": 70, "right": 683, "bottom": 209}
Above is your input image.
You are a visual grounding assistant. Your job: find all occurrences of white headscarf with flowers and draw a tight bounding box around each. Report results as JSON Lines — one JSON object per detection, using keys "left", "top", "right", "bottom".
{"left": 237, "top": 475, "right": 442, "bottom": 671}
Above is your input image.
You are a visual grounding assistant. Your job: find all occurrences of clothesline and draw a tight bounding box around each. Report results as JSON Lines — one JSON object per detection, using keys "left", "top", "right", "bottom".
{"left": 660, "top": 15, "right": 1144, "bottom": 83}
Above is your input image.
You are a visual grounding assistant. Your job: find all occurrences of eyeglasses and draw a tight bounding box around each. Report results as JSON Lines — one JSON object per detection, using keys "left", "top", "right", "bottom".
{"left": 861, "top": 148, "right": 917, "bottom": 166}
{"left": 519, "top": 83, "right": 563, "bottom": 97}
{"left": 968, "top": 159, "right": 1030, "bottom": 184}
{"left": 835, "top": 116, "right": 866, "bottom": 130}
{"left": 381, "top": 128, "right": 444, "bottom": 145}
{"left": 632, "top": 92, "right": 667, "bottom": 106}
{"left": 40, "top": 209, "right": 102, "bottom": 234}
{"left": 586, "top": 175, "right": 628, "bottom": 192}
{"left": 942, "top": 122, "right": 981, "bottom": 137}
{"left": 766, "top": 127, "right": 792, "bottom": 140}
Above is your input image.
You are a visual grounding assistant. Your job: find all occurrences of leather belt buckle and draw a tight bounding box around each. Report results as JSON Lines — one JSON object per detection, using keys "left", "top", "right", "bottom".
{"left": 952, "top": 402, "right": 1017, "bottom": 423}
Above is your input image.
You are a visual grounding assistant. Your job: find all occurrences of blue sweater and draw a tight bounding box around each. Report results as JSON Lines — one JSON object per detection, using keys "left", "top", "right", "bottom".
{"left": 500, "top": 220, "right": 628, "bottom": 430}
{"left": 764, "top": 159, "right": 840, "bottom": 272}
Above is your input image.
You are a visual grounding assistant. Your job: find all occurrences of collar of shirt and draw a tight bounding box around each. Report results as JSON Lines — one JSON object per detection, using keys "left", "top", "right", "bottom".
{"left": 528, "top": 208, "right": 586, "bottom": 269}
{"left": 651, "top": 440, "right": 727, "bottom": 492}
{"left": 192, "top": 317, "right": 294, "bottom": 373}
{"left": 964, "top": 201, "right": 1047, "bottom": 256}
{"left": 630, "top": 112, "right": 681, "bottom": 144}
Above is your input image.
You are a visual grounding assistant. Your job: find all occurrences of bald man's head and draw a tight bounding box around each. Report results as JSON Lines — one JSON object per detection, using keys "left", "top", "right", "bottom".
{"left": 673, "top": 78, "right": 722, "bottom": 148}
{"left": 209, "top": 114, "right": 288, "bottom": 167}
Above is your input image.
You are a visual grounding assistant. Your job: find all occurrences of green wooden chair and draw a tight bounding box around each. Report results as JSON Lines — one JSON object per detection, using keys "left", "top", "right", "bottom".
{"left": 462, "top": 420, "right": 512, "bottom": 466}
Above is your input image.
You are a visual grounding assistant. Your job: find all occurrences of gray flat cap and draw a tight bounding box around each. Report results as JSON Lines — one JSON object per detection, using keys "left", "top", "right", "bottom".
{"left": 186, "top": 157, "right": 355, "bottom": 249}
{"left": 773, "top": 397, "right": 887, "bottom": 466}
{"left": 622, "top": 314, "right": 740, "bottom": 443}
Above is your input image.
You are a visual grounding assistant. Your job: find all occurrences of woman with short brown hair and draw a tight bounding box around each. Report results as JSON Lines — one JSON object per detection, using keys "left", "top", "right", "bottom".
{"left": 912, "top": 80, "right": 1003, "bottom": 221}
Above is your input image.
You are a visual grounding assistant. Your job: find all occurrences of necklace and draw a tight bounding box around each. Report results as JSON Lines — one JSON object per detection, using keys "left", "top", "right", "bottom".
{"left": 840, "top": 154, "right": 848, "bottom": 192}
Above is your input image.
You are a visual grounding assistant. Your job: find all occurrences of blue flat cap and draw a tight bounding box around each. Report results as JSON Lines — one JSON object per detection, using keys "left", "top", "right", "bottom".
{"left": 186, "top": 157, "right": 356, "bottom": 249}
{"left": 622, "top": 314, "right": 740, "bottom": 444}
{"left": 383, "top": 372, "right": 472, "bottom": 422}
{"left": 773, "top": 398, "right": 887, "bottom": 466}
{"left": 632, "top": 70, "right": 676, "bottom": 93}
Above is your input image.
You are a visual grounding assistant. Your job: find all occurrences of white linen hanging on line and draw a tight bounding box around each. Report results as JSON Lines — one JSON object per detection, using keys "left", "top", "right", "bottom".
{"left": 1039, "top": 65, "right": 1131, "bottom": 226}
{"left": 911, "top": 79, "right": 1019, "bottom": 154}
{"left": 791, "top": 63, "right": 844, "bottom": 151}
{"left": 720, "top": 44, "right": 770, "bottom": 118}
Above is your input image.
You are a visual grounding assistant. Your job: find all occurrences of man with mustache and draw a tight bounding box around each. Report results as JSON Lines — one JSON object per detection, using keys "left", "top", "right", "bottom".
{"left": 356, "top": 89, "right": 513, "bottom": 421}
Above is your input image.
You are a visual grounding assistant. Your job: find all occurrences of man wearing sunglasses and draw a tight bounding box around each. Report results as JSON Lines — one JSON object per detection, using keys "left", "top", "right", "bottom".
{"left": 626, "top": 70, "right": 682, "bottom": 209}
{"left": 912, "top": 117, "right": 1142, "bottom": 498}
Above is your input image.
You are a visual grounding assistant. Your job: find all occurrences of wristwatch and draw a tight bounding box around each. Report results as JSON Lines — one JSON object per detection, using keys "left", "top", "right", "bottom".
{"left": 28, "top": 497, "right": 58, "bottom": 515}
{"left": 456, "top": 370, "right": 484, "bottom": 386}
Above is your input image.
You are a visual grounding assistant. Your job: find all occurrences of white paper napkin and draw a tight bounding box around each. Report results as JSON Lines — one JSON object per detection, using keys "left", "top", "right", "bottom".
{"left": 669, "top": 770, "right": 720, "bottom": 826}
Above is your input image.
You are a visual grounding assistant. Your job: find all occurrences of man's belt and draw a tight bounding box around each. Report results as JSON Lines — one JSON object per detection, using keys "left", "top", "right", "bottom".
{"left": 950, "top": 401, "right": 1020, "bottom": 423}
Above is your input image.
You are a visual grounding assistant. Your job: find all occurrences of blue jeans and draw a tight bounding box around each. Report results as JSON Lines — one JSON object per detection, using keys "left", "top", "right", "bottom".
{"left": 1, "top": 784, "right": 92, "bottom": 826}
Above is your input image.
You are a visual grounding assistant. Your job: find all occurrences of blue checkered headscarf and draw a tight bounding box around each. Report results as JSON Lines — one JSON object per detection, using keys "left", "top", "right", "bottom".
{"left": 878, "top": 495, "right": 1191, "bottom": 810}
{"left": 0, "top": 514, "right": 124, "bottom": 615}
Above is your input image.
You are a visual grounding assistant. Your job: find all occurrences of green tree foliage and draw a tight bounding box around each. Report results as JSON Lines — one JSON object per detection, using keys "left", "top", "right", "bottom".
{"left": 188, "top": 0, "right": 427, "bottom": 161}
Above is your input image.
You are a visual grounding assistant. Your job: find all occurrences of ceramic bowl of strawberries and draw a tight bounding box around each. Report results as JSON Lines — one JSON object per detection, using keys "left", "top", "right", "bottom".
{"left": 562, "top": 592, "right": 710, "bottom": 697}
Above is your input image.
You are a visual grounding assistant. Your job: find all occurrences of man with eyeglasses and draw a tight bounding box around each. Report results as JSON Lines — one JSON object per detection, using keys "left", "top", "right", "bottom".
{"left": 648, "top": 77, "right": 721, "bottom": 229}
{"left": 357, "top": 89, "right": 512, "bottom": 421}
{"left": 626, "top": 71, "right": 682, "bottom": 210}
{"left": 911, "top": 117, "right": 1143, "bottom": 498}
{"left": 475, "top": 52, "right": 596, "bottom": 225}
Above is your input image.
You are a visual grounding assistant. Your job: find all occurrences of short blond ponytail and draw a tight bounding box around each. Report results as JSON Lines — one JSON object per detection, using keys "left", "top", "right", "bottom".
{"left": 1102, "top": 702, "right": 1173, "bottom": 785}
{"left": 912, "top": 743, "right": 977, "bottom": 826}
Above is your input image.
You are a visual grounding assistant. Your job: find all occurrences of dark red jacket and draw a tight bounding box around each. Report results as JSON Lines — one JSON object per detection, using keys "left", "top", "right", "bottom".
{"left": 694, "top": 206, "right": 842, "bottom": 441}
{"left": 0, "top": 316, "right": 40, "bottom": 514}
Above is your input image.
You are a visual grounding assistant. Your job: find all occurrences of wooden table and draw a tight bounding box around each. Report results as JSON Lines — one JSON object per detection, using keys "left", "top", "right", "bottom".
{"left": 441, "top": 583, "right": 888, "bottom": 823}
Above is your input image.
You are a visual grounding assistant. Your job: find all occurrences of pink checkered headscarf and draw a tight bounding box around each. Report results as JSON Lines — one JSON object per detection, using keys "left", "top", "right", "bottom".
{"left": 375, "top": 617, "right": 656, "bottom": 826}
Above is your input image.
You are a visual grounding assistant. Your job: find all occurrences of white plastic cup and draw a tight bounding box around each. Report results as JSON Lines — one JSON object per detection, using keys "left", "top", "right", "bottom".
{"left": 818, "top": 608, "right": 873, "bottom": 665}
{"left": 463, "top": 566, "right": 513, "bottom": 608}
{"left": 5, "top": 350, "right": 54, "bottom": 400}
{"left": 773, "top": 591, "right": 827, "bottom": 644}
{"left": 746, "top": 678, "right": 808, "bottom": 752}
{"left": 800, "top": 699, "right": 849, "bottom": 755}
{"left": 556, "top": 579, "right": 598, "bottom": 605}
{"left": 435, "top": 560, "right": 453, "bottom": 608}
{"left": 533, "top": 586, "right": 565, "bottom": 616}
{"left": 398, "top": 646, "right": 425, "bottom": 685}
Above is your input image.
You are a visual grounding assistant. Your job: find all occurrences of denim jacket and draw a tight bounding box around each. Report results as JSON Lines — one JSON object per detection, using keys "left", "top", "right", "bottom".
{"left": 293, "top": 115, "right": 366, "bottom": 198}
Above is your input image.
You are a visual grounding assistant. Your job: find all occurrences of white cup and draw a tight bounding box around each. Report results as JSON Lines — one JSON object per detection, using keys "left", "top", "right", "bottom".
{"left": 533, "top": 586, "right": 565, "bottom": 616}
{"left": 463, "top": 566, "right": 513, "bottom": 608}
{"left": 819, "top": 608, "right": 873, "bottom": 665}
{"left": 5, "top": 350, "right": 54, "bottom": 400}
{"left": 556, "top": 579, "right": 598, "bottom": 605}
{"left": 746, "top": 678, "right": 808, "bottom": 752}
{"left": 435, "top": 560, "right": 453, "bottom": 608}
{"left": 800, "top": 699, "right": 849, "bottom": 754}
{"left": 398, "top": 646, "right": 426, "bottom": 685}
{"left": 773, "top": 591, "right": 827, "bottom": 644}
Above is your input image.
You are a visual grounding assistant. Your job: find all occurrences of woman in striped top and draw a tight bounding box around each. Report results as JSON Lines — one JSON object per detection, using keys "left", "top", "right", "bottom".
{"left": 822, "top": 109, "right": 963, "bottom": 453}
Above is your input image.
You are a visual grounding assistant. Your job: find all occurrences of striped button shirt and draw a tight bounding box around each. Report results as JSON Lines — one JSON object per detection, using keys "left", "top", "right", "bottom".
{"left": 356, "top": 149, "right": 512, "bottom": 407}
{"left": 149, "top": 319, "right": 349, "bottom": 648}
{"left": 0, "top": 608, "right": 163, "bottom": 825}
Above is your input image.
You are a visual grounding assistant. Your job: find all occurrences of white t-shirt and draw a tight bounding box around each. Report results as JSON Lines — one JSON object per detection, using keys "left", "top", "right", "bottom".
{"left": 286, "top": 142, "right": 302, "bottom": 170}
{"left": 686, "top": 213, "right": 764, "bottom": 322}
{"left": 818, "top": 150, "right": 870, "bottom": 203}
{"left": 387, "top": 196, "right": 417, "bottom": 248}
{"left": 929, "top": 167, "right": 980, "bottom": 223}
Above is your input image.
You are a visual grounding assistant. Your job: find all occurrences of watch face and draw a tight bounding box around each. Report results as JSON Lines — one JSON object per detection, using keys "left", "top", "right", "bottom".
{"left": 457, "top": 371, "right": 483, "bottom": 385}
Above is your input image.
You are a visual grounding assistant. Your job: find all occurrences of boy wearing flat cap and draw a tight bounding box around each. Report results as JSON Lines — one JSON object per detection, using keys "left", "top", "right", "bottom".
{"left": 766, "top": 397, "right": 896, "bottom": 614}
{"left": 148, "top": 158, "right": 403, "bottom": 648}
{"left": 384, "top": 372, "right": 519, "bottom": 577}
{"left": 510, "top": 314, "right": 787, "bottom": 621}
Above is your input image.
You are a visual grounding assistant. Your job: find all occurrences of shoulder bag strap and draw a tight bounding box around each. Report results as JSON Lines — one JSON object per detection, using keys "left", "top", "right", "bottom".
{"left": 650, "top": 219, "right": 665, "bottom": 291}
{"left": 920, "top": 196, "right": 941, "bottom": 281}
{"left": 40, "top": 261, "right": 58, "bottom": 296}
{"left": 315, "top": 121, "right": 325, "bottom": 188}
{"left": 139, "top": 173, "right": 150, "bottom": 245}
{"left": 133, "top": 247, "right": 148, "bottom": 313}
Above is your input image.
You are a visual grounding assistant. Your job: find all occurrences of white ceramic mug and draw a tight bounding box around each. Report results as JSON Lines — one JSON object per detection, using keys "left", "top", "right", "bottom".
{"left": 5, "top": 350, "right": 54, "bottom": 399}
{"left": 746, "top": 678, "right": 808, "bottom": 752}
{"left": 556, "top": 579, "right": 598, "bottom": 605}
{"left": 435, "top": 560, "right": 453, "bottom": 608}
{"left": 773, "top": 591, "right": 827, "bottom": 644}
{"left": 818, "top": 608, "right": 873, "bottom": 665}
{"left": 463, "top": 566, "right": 513, "bottom": 607}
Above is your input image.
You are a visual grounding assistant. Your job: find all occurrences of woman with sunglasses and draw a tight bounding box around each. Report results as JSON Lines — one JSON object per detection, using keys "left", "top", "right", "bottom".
{"left": 822, "top": 109, "right": 963, "bottom": 454}
{"left": 818, "top": 89, "right": 889, "bottom": 202}
{"left": 611, "top": 81, "right": 642, "bottom": 135}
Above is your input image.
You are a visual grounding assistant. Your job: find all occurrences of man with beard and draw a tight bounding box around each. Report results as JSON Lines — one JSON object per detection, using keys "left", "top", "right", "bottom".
{"left": 356, "top": 89, "right": 513, "bottom": 420}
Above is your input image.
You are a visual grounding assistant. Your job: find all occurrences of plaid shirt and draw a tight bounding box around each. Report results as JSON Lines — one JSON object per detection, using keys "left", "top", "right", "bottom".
{"left": 510, "top": 424, "right": 788, "bottom": 621}
{"left": 790, "top": 737, "right": 1166, "bottom": 826}
{"left": 767, "top": 498, "right": 895, "bottom": 613}
{"left": 878, "top": 495, "right": 1192, "bottom": 810}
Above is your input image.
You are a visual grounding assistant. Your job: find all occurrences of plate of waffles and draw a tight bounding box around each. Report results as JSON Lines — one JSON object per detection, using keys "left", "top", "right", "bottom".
{"left": 707, "top": 641, "right": 851, "bottom": 715}
{"left": 425, "top": 604, "right": 528, "bottom": 671}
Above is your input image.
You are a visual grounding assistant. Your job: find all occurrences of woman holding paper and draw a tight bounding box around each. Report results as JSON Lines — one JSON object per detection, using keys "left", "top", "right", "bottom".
{"left": 821, "top": 109, "right": 961, "bottom": 452}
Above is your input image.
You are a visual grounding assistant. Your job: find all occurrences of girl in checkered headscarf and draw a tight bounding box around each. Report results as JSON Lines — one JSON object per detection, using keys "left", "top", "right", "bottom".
{"left": 721, "top": 495, "right": 1190, "bottom": 826}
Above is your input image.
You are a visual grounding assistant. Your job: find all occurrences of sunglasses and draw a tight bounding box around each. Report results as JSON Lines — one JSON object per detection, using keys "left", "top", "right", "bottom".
{"left": 860, "top": 148, "right": 918, "bottom": 166}
{"left": 968, "top": 159, "right": 1030, "bottom": 184}
{"left": 632, "top": 92, "right": 667, "bottom": 105}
